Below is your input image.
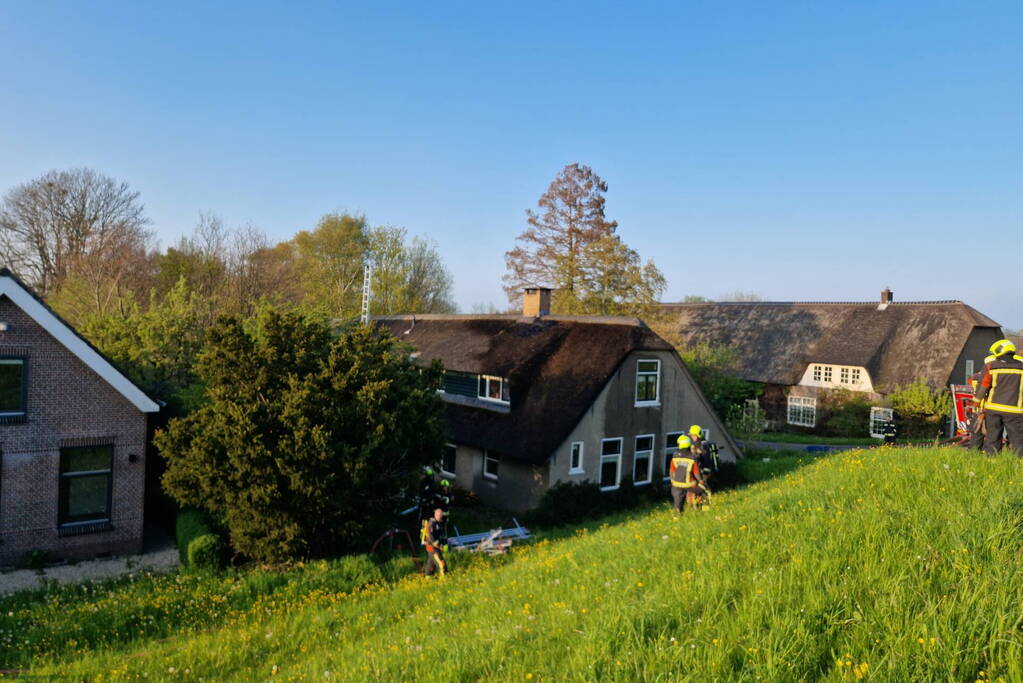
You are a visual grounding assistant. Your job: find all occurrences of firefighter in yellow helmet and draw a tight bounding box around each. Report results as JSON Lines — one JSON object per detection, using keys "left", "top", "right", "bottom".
{"left": 669, "top": 435, "right": 709, "bottom": 515}
{"left": 422, "top": 508, "right": 448, "bottom": 577}
{"left": 975, "top": 339, "right": 1023, "bottom": 455}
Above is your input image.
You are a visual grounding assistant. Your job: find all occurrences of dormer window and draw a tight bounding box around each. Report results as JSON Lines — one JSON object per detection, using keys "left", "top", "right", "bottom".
{"left": 478, "top": 375, "right": 510, "bottom": 404}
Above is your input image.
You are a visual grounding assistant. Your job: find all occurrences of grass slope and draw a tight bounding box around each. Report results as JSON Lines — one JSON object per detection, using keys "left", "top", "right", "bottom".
{"left": 13, "top": 447, "right": 1023, "bottom": 681}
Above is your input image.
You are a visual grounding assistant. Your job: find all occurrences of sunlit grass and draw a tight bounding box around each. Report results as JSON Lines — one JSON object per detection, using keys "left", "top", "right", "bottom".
{"left": 12, "top": 447, "right": 1023, "bottom": 681}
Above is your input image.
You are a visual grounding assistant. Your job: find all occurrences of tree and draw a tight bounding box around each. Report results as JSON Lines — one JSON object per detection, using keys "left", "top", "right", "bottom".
{"left": 292, "top": 213, "right": 369, "bottom": 319}
{"left": 0, "top": 168, "right": 152, "bottom": 296}
{"left": 156, "top": 310, "right": 447, "bottom": 562}
{"left": 504, "top": 163, "right": 618, "bottom": 308}
{"left": 366, "top": 226, "right": 456, "bottom": 314}
{"left": 719, "top": 291, "right": 765, "bottom": 302}
{"left": 573, "top": 235, "right": 666, "bottom": 316}
{"left": 504, "top": 163, "right": 665, "bottom": 315}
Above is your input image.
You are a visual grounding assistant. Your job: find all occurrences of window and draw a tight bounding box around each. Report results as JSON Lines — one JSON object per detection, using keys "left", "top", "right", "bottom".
{"left": 442, "top": 371, "right": 478, "bottom": 398}
{"left": 664, "top": 432, "right": 683, "bottom": 480}
{"left": 840, "top": 367, "right": 850, "bottom": 384}
{"left": 870, "top": 407, "right": 894, "bottom": 439}
{"left": 822, "top": 366, "right": 833, "bottom": 383}
{"left": 441, "top": 444, "right": 457, "bottom": 477}
{"left": 478, "top": 375, "right": 510, "bottom": 404}
{"left": 812, "top": 365, "right": 822, "bottom": 382}
{"left": 851, "top": 368, "right": 861, "bottom": 384}
{"left": 59, "top": 445, "right": 113, "bottom": 526}
{"left": 635, "top": 360, "right": 660, "bottom": 405}
{"left": 569, "top": 442, "right": 584, "bottom": 475}
{"left": 599, "top": 438, "right": 622, "bottom": 491}
{"left": 633, "top": 435, "right": 654, "bottom": 485}
{"left": 965, "top": 360, "right": 975, "bottom": 382}
{"left": 787, "top": 396, "right": 816, "bottom": 427}
{"left": 483, "top": 451, "right": 499, "bottom": 480}
{"left": 0, "top": 357, "right": 26, "bottom": 418}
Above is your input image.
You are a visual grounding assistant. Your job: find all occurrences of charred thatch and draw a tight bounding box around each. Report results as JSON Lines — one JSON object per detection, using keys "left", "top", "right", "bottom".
{"left": 374, "top": 315, "right": 673, "bottom": 465}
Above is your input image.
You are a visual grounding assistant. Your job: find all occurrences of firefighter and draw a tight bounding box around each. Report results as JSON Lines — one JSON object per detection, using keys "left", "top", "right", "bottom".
{"left": 422, "top": 508, "right": 448, "bottom": 577}
{"left": 417, "top": 466, "right": 439, "bottom": 523}
{"left": 434, "top": 479, "right": 453, "bottom": 538}
{"left": 975, "top": 339, "right": 1023, "bottom": 456}
{"left": 881, "top": 417, "right": 897, "bottom": 445}
{"left": 670, "top": 435, "right": 709, "bottom": 515}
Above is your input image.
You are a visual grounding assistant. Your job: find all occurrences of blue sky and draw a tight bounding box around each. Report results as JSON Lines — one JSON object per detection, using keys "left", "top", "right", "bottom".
{"left": 1, "top": 1, "right": 1020, "bottom": 327}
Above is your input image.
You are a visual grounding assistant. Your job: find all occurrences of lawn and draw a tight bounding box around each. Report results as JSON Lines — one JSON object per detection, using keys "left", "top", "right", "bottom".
{"left": 8, "top": 446, "right": 1023, "bottom": 681}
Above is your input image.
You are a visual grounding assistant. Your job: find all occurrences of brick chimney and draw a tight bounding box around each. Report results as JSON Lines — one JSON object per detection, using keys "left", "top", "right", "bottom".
{"left": 523, "top": 287, "right": 552, "bottom": 317}
{"left": 880, "top": 287, "right": 893, "bottom": 304}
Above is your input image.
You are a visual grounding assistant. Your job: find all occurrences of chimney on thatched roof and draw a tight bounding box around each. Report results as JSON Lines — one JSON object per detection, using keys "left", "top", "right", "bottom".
{"left": 523, "top": 287, "right": 551, "bottom": 318}
{"left": 880, "top": 287, "right": 894, "bottom": 304}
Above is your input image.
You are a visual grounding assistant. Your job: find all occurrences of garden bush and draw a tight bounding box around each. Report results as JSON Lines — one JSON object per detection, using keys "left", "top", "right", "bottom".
{"left": 186, "top": 534, "right": 223, "bottom": 572}
{"left": 175, "top": 508, "right": 216, "bottom": 565}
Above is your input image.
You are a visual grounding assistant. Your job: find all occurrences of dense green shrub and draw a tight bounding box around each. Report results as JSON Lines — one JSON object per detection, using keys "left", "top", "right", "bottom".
{"left": 186, "top": 534, "right": 223, "bottom": 572}
{"left": 525, "top": 478, "right": 665, "bottom": 528}
{"left": 158, "top": 313, "right": 447, "bottom": 563}
{"left": 17, "top": 549, "right": 50, "bottom": 570}
{"left": 824, "top": 398, "right": 872, "bottom": 437}
{"left": 890, "top": 378, "right": 951, "bottom": 439}
{"left": 175, "top": 508, "right": 214, "bottom": 565}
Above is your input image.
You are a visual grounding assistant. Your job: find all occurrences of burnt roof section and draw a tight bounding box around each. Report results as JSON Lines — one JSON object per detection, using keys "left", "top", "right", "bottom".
{"left": 661, "top": 300, "right": 1001, "bottom": 391}
{"left": 375, "top": 314, "right": 674, "bottom": 464}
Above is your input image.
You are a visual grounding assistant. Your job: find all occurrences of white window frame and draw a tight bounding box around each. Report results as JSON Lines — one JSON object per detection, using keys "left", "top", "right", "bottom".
{"left": 633, "top": 434, "right": 654, "bottom": 486}
{"left": 664, "top": 432, "right": 683, "bottom": 481}
{"left": 634, "top": 359, "right": 661, "bottom": 406}
{"left": 870, "top": 407, "right": 894, "bottom": 439}
{"left": 822, "top": 366, "right": 833, "bottom": 383}
{"left": 599, "top": 437, "right": 623, "bottom": 491}
{"left": 812, "top": 364, "right": 822, "bottom": 382}
{"left": 787, "top": 396, "right": 816, "bottom": 427}
{"left": 851, "top": 368, "right": 861, "bottom": 385}
{"left": 483, "top": 451, "right": 499, "bottom": 481}
{"left": 441, "top": 443, "right": 457, "bottom": 478}
{"left": 840, "top": 367, "right": 850, "bottom": 384}
{"left": 569, "top": 441, "right": 585, "bottom": 475}
{"left": 478, "top": 375, "right": 510, "bottom": 404}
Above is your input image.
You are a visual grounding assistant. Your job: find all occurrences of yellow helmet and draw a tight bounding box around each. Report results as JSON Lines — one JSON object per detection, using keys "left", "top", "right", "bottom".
{"left": 990, "top": 339, "right": 1016, "bottom": 356}
{"left": 677, "top": 435, "right": 692, "bottom": 449}
{"left": 689, "top": 425, "right": 702, "bottom": 437}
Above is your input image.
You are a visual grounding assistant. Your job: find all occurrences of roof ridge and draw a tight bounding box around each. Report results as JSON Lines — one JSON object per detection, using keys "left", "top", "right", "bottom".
{"left": 663, "top": 300, "right": 966, "bottom": 306}
{"left": 372, "top": 313, "right": 647, "bottom": 327}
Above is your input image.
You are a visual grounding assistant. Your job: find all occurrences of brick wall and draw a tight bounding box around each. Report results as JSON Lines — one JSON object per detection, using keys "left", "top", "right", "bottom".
{"left": 0, "top": 298, "right": 149, "bottom": 565}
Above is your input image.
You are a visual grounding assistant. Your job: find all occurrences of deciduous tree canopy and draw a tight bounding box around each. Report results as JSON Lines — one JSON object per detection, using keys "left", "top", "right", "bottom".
{"left": 504, "top": 163, "right": 665, "bottom": 316}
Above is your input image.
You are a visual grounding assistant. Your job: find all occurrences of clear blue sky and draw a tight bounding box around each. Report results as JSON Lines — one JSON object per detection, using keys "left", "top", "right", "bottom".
{"left": 1, "top": 1, "right": 1020, "bottom": 327}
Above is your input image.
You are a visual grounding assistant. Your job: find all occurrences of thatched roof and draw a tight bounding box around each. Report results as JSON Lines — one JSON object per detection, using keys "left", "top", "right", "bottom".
{"left": 374, "top": 315, "right": 673, "bottom": 465}
{"left": 661, "top": 300, "right": 1000, "bottom": 391}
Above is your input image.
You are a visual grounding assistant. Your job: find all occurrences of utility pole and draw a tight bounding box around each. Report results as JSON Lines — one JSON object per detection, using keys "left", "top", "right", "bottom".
{"left": 360, "top": 263, "right": 372, "bottom": 325}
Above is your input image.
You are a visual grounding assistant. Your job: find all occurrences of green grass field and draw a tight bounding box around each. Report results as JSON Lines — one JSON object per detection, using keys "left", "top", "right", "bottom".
{"left": 7, "top": 447, "right": 1023, "bottom": 681}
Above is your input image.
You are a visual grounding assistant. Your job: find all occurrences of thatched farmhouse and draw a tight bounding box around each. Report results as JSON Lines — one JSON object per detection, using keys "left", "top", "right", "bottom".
{"left": 376, "top": 289, "right": 741, "bottom": 512}
{"left": 0, "top": 269, "right": 160, "bottom": 565}
{"left": 662, "top": 289, "right": 1003, "bottom": 435}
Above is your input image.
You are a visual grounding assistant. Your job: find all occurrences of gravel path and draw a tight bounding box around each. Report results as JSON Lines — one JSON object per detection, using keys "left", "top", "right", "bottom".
{"left": 0, "top": 545, "right": 180, "bottom": 595}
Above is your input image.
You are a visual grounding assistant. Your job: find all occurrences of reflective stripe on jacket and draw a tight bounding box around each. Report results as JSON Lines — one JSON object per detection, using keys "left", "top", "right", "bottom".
{"left": 670, "top": 454, "right": 698, "bottom": 488}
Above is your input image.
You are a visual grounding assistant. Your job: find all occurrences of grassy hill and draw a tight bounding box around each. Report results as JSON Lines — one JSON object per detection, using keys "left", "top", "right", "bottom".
{"left": 9, "top": 447, "right": 1023, "bottom": 681}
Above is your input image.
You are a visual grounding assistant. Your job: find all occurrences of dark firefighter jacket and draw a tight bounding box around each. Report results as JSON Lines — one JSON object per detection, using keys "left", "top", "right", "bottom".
{"left": 977, "top": 354, "right": 1023, "bottom": 414}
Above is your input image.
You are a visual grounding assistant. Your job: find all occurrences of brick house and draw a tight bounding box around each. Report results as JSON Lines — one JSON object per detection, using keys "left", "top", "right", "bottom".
{"left": 662, "top": 289, "right": 1003, "bottom": 436}
{"left": 376, "top": 288, "right": 741, "bottom": 513}
{"left": 0, "top": 269, "right": 160, "bottom": 565}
